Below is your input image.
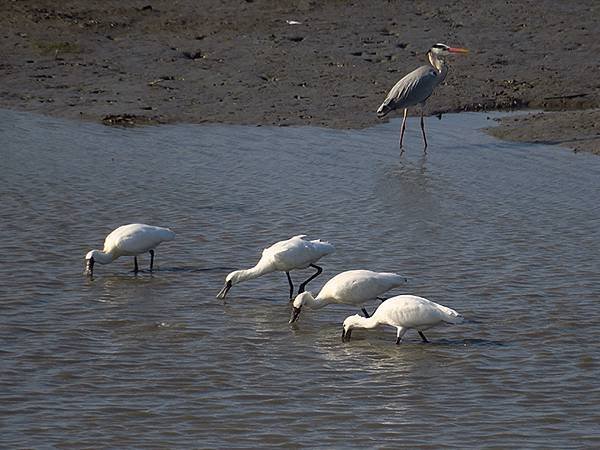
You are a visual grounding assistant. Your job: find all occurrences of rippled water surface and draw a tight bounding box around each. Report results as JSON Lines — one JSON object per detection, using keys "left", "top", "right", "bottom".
{"left": 2, "top": 109, "right": 599, "bottom": 447}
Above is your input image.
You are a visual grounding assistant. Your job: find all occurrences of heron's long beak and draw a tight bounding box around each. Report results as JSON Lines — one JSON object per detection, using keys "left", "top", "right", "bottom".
{"left": 448, "top": 47, "right": 469, "bottom": 54}
{"left": 216, "top": 280, "right": 232, "bottom": 299}
{"left": 289, "top": 306, "right": 302, "bottom": 324}
{"left": 341, "top": 328, "right": 352, "bottom": 342}
{"left": 84, "top": 258, "right": 94, "bottom": 277}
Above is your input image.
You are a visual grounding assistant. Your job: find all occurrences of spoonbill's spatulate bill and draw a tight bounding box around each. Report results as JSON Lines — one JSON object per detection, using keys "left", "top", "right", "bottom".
{"left": 289, "top": 269, "right": 408, "bottom": 323}
{"left": 377, "top": 43, "right": 469, "bottom": 151}
{"left": 216, "top": 235, "right": 335, "bottom": 300}
{"left": 341, "top": 295, "right": 463, "bottom": 344}
{"left": 84, "top": 223, "right": 175, "bottom": 276}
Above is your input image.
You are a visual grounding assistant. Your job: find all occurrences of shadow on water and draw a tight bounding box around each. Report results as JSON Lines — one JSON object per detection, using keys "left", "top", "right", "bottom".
{"left": 332, "top": 334, "right": 504, "bottom": 348}
{"left": 429, "top": 337, "right": 506, "bottom": 347}
{"left": 387, "top": 152, "right": 430, "bottom": 178}
{"left": 84, "top": 266, "right": 236, "bottom": 281}
{"left": 374, "top": 153, "right": 440, "bottom": 213}
{"left": 221, "top": 295, "right": 292, "bottom": 307}
{"left": 157, "top": 266, "right": 237, "bottom": 273}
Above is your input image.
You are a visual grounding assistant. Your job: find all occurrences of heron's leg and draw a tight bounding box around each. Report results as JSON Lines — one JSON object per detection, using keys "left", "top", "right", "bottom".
{"left": 399, "top": 108, "right": 408, "bottom": 150}
{"left": 133, "top": 256, "right": 139, "bottom": 274}
{"left": 361, "top": 307, "right": 370, "bottom": 318}
{"left": 395, "top": 327, "right": 407, "bottom": 345}
{"left": 149, "top": 249, "right": 155, "bottom": 271}
{"left": 418, "top": 331, "right": 429, "bottom": 343}
{"left": 298, "top": 264, "right": 322, "bottom": 294}
{"left": 420, "top": 110, "right": 428, "bottom": 150}
{"left": 286, "top": 272, "right": 294, "bottom": 301}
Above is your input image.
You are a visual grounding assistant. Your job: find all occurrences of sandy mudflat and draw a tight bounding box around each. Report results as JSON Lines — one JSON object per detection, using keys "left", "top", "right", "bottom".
{"left": 1, "top": 0, "right": 599, "bottom": 153}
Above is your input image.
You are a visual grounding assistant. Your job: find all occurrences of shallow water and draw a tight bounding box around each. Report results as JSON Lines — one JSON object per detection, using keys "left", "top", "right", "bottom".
{"left": 1, "top": 109, "right": 599, "bottom": 448}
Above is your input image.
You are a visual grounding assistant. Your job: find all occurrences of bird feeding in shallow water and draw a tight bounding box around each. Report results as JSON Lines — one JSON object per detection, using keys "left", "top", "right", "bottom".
{"left": 216, "top": 235, "right": 335, "bottom": 301}
{"left": 84, "top": 223, "right": 175, "bottom": 277}
{"left": 341, "top": 294, "right": 463, "bottom": 344}
{"left": 289, "top": 269, "right": 408, "bottom": 323}
{"left": 377, "top": 43, "right": 469, "bottom": 151}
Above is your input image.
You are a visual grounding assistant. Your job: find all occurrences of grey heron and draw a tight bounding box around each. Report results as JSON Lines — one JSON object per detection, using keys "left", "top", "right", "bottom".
{"left": 377, "top": 43, "right": 469, "bottom": 151}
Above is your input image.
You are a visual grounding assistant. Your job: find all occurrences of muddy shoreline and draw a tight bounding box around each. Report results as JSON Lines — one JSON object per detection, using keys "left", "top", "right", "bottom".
{"left": 2, "top": 1, "right": 599, "bottom": 153}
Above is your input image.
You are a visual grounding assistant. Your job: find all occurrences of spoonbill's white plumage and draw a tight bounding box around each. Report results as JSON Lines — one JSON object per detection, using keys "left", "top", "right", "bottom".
{"left": 84, "top": 223, "right": 175, "bottom": 276}
{"left": 216, "top": 235, "right": 335, "bottom": 300}
{"left": 341, "top": 295, "right": 463, "bottom": 344}
{"left": 289, "top": 269, "right": 408, "bottom": 323}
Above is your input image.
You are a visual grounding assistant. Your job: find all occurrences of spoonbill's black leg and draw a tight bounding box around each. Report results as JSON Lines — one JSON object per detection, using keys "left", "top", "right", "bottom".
{"left": 134, "top": 256, "right": 139, "bottom": 274}
{"left": 361, "top": 307, "right": 370, "bottom": 318}
{"left": 418, "top": 331, "right": 429, "bottom": 343}
{"left": 286, "top": 272, "right": 294, "bottom": 301}
{"left": 149, "top": 249, "right": 155, "bottom": 271}
{"left": 396, "top": 327, "right": 407, "bottom": 345}
{"left": 298, "top": 264, "right": 323, "bottom": 294}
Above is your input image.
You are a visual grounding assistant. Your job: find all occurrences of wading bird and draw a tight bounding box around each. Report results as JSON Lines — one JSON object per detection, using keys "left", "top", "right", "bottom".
{"left": 377, "top": 43, "right": 469, "bottom": 151}
{"left": 84, "top": 223, "right": 175, "bottom": 277}
{"left": 216, "top": 235, "right": 334, "bottom": 301}
{"left": 341, "top": 294, "right": 463, "bottom": 344}
{"left": 289, "top": 269, "right": 408, "bottom": 323}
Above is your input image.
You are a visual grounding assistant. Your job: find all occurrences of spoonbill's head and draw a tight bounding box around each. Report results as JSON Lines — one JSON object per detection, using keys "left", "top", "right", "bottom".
{"left": 84, "top": 250, "right": 97, "bottom": 277}
{"left": 341, "top": 314, "right": 363, "bottom": 342}
{"left": 428, "top": 43, "right": 469, "bottom": 58}
{"left": 289, "top": 291, "right": 313, "bottom": 323}
{"left": 216, "top": 270, "right": 241, "bottom": 299}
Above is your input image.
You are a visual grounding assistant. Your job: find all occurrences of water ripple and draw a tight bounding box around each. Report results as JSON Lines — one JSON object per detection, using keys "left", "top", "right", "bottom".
{"left": 1, "top": 110, "right": 599, "bottom": 448}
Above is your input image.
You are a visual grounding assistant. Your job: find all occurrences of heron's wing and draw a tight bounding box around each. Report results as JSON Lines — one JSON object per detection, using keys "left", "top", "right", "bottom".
{"left": 379, "top": 65, "right": 440, "bottom": 112}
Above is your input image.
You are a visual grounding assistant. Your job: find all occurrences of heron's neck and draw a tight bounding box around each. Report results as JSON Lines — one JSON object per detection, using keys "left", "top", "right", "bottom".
{"left": 428, "top": 52, "right": 444, "bottom": 71}
{"left": 429, "top": 53, "right": 449, "bottom": 81}
{"left": 94, "top": 250, "right": 116, "bottom": 265}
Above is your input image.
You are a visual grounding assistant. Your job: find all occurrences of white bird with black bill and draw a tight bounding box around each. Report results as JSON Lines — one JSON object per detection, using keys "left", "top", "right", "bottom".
{"left": 341, "top": 295, "right": 463, "bottom": 344}
{"left": 216, "top": 235, "right": 335, "bottom": 301}
{"left": 289, "top": 269, "right": 408, "bottom": 323}
{"left": 84, "top": 223, "right": 175, "bottom": 276}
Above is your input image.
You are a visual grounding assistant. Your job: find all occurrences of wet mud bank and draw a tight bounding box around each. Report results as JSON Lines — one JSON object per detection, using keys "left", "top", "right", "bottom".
{"left": 1, "top": 0, "right": 599, "bottom": 153}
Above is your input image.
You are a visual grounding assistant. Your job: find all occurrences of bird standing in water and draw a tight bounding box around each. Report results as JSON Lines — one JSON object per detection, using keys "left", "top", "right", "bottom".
{"left": 289, "top": 269, "right": 408, "bottom": 323}
{"left": 216, "top": 235, "right": 335, "bottom": 301}
{"left": 341, "top": 295, "right": 463, "bottom": 344}
{"left": 84, "top": 223, "right": 175, "bottom": 277}
{"left": 377, "top": 43, "right": 469, "bottom": 151}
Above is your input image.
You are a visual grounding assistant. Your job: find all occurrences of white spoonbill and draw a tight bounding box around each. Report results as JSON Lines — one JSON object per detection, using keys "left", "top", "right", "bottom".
{"left": 84, "top": 223, "right": 175, "bottom": 276}
{"left": 289, "top": 270, "right": 408, "bottom": 323}
{"left": 216, "top": 235, "right": 335, "bottom": 300}
{"left": 341, "top": 295, "right": 463, "bottom": 344}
